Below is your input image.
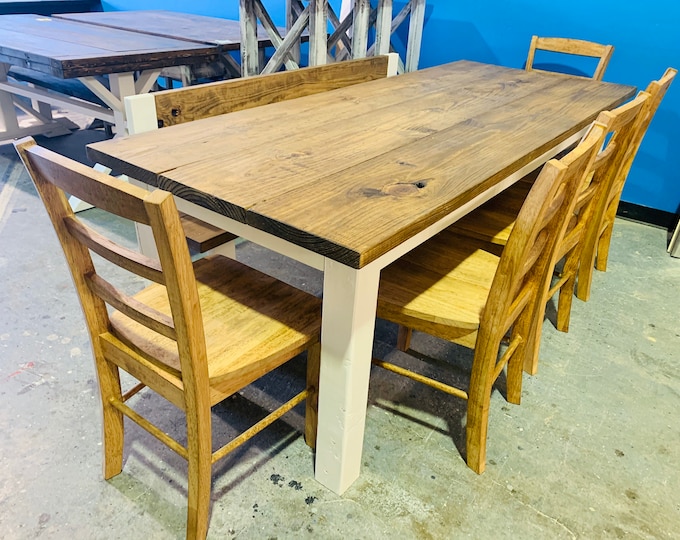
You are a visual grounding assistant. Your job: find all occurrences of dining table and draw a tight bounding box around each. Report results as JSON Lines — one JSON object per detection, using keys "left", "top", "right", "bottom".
{"left": 53, "top": 10, "right": 291, "bottom": 82}
{"left": 0, "top": 10, "right": 282, "bottom": 141}
{"left": 86, "top": 60, "right": 636, "bottom": 495}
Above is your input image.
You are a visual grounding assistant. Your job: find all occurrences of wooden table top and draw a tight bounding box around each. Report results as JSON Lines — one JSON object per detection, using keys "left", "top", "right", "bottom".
{"left": 0, "top": 13, "right": 220, "bottom": 78}
{"left": 87, "top": 61, "right": 636, "bottom": 268}
{"left": 54, "top": 10, "right": 281, "bottom": 51}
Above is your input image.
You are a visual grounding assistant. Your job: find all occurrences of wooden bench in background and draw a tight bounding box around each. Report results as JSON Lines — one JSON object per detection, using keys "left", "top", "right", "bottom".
{"left": 122, "top": 53, "right": 399, "bottom": 257}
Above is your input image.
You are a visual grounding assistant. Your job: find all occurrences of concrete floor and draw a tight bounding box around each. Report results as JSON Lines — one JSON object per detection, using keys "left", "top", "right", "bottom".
{"left": 1, "top": 127, "right": 679, "bottom": 539}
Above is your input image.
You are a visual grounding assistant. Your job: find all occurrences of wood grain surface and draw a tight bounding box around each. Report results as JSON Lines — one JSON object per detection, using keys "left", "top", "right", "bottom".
{"left": 0, "top": 14, "right": 219, "bottom": 77}
{"left": 88, "top": 61, "right": 636, "bottom": 268}
{"left": 54, "top": 10, "right": 280, "bottom": 50}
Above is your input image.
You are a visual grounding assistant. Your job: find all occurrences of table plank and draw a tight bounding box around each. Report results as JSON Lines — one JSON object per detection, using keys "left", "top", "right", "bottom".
{"left": 54, "top": 10, "right": 279, "bottom": 50}
{"left": 86, "top": 61, "right": 557, "bottom": 185}
{"left": 0, "top": 14, "right": 219, "bottom": 77}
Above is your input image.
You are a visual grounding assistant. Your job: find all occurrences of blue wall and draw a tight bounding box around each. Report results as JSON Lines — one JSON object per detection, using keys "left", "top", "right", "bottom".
{"left": 103, "top": 0, "right": 679, "bottom": 215}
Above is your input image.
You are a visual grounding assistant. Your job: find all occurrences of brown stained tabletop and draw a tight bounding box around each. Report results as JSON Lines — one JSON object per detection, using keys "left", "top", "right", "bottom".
{"left": 88, "top": 61, "right": 636, "bottom": 268}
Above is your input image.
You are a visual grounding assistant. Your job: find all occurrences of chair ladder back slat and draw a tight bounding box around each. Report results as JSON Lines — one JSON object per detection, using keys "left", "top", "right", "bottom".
{"left": 582, "top": 93, "right": 650, "bottom": 226}
{"left": 576, "top": 87, "right": 663, "bottom": 298}
{"left": 526, "top": 35, "right": 614, "bottom": 81}
{"left": 22, "top": 145, "right": 152, "bottom": 225}
{"left": 87, "top": 273, "right": 177, "bottom": 341}
{"left": 612, "top": 69, "right": 677, "bottom": 196}
{"left": 484, "top": 123, "right": 606, "bottom": 334}
{"left": 63, "top": 216, "right": 165, "bottom": 284}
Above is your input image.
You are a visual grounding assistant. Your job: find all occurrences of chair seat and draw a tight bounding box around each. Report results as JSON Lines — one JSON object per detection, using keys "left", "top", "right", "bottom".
{"left": 378, "top": 230, "right": 501, "bottom": 345}
{"left": 448, "top": 180, "right": 532, "bottom": 246}
{"left": 110, "top": 254, "right": 322, "bottom": 405}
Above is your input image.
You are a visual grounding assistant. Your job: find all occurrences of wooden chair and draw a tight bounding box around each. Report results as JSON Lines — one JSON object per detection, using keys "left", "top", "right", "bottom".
{"left": 581, "top": 67, "right": 677, "bottom": 285}
{"left": 448, "top": 91, "right": 651, "bottom": 374}
{"left": 14, "top": 137, "right": 322, "bottom": 540}
{"left": 447, "top": 68, "right": 677, "bottom": 353}
{"left": 374, "top": 122, "right": 606, "bottom": 474}
{"left": 123, "top": 53, "right": 399, "bottom": 258}
{"left": 525, "top": 36, "right": 614, "bottom": 81}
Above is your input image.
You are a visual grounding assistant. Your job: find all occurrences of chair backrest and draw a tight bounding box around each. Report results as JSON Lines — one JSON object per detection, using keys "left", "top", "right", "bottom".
{"left": 479, "top": 122, "right": 607, "bottom": 346}
{"left": 525, "top": 36, "right": 614, "bottom": 81}
{"left": 125, "top": 53, "right": 399, "bottom": 133}
{"left": 604, "top": 67, "right": 677, "bottom": 214}
{"left": 14, "top": 137, "right": 207, "bottom": 407}
{"left": 563, "top": 91, "right": 651, "bottom": 255}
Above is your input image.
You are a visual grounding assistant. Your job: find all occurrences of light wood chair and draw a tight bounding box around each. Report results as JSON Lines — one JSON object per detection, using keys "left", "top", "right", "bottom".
{"left": 525, "top": 36, "right": 614, "bottom": 81}
{"left": 448, "top": 91, "right": 651, "bottom": 374}
{"left": 123, "top": 53, "right": 399, "bottom": 259}
{"left": 15, "top": 137, "right": 322, "bottom": 540}
{"left": 374, "top": 122, "right": 606, "bottom": 474}
{"left": 582, "top": 67, "right": 677, "bottom": 281}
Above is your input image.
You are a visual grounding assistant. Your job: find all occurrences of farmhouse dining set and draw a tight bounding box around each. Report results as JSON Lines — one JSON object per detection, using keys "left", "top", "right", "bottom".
{"left": 5, "top": 4, "right": 676, "bottom": 539}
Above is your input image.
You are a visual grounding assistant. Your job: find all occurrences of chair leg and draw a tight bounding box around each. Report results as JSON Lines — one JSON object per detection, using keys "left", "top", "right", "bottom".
{"left": 185, "top": 405, "right": 213, "bottom": 540}
{"left": 465, "top": 355, "right": 495, "bottom": 474}
{"left": 396, "top": 325, "right": 413, "bottom": 351}
{"left": 556, "top": 252, "right": 579, "bottom": 333}
{"left": 576, "top": 238, "right": 596, "bottom": 302}
{"left": 523, "top": 295, "right": 548, "bottom": 376}
{"left": 555, "top": 277, "right": 575, "bottom": 332}
{"left": 596, "top": 221, "right": 614, "bottom": 272}
{"left": 505, "top": 329, "right": 526, "bottom": 406}
{"left": 96, "top": 355, "right": 125, "bottom": 479}
{"left": 305, "top": 342, "right": 321, "bottom": 449}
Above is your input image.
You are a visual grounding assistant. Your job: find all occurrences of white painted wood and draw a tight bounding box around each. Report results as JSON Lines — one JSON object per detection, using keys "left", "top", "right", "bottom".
{"left": 240, "top": 0, "right": 261, "bottom": 76}
{"left": 315, "top": 258, "right": 380, "bottom": 493}
{"left": 351, "top": 0, "right": 371, "bottom": 60}
{"left": 386, "top": 52, "right": 399, "bottom": 77}
{"left": 107, "top": 73, "right": 137, "bottom": 136}
{"left": 405, "top": 0, "right": 425, "bottom": 72}
{"left": 134, "top": 69, "right": 162, "bottom": 95}
{"left": 124, "top": 93, "right": 158, "bottom": 135}
{"left": 285, "top": 0, "right": 302, "bottom": 64}
{"left": 309, "top": 0, "right": 329, "bottom": 66}
{"left": 262, "top": 7, "right": 310, "bottom": 74}
{"left": 0, "top": 79, "right": 114, "bottom": 123}
{"left": 340, "top": 0, "right": 352, "bottom": 20}
{"left": 9, "top": 94, "right": 78, "bottom": 135}
{"left": 668, "top": 221, "right": 680, "bottom": 257}
{"left": 375, "top": 0, "right": 393, "bottom": 56}
{"left": 253, "top": 0, "right": 300, "bottom": 71}
{"left": 0, "top": 62, "right": 20, "bottom": 136}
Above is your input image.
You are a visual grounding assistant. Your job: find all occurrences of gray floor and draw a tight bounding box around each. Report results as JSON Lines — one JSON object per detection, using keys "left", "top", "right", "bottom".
{"left": 1, "top": 128, "right": 679, "bottom": 539}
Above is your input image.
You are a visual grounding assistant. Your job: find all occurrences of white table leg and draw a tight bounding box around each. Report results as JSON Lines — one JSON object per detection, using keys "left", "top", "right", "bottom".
{"left": 315, "top": 258, "right": 380, "bottom": 494}
{"left": 0, "top": 63, "right": 19, "bottom": 136}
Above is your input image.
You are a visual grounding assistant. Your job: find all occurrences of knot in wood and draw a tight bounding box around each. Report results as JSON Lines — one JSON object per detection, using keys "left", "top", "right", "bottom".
{"left": 361, "top": 180, "right": 429, "bottom": 198}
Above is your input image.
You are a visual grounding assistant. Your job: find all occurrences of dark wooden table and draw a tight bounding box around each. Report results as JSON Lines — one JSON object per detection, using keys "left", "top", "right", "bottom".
{"left": 54, "top": 10, "right": 276, "bottom": 51}
{"left": 0, "top": 0, "right": 101, "bottom": 16}
{"left": 0, "top": 11, "right": 281, "bottom": 141}
{"left": 54, "top": 10, "right": 290, "bottom": 83}
{"left": 87, "top": 60, "right": 636, "bottom": 495}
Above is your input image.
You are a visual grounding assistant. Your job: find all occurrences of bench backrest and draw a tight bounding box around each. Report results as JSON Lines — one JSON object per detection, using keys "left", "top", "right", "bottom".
{"left": 125, "top": 54, "right": 399, "bottom": 134}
